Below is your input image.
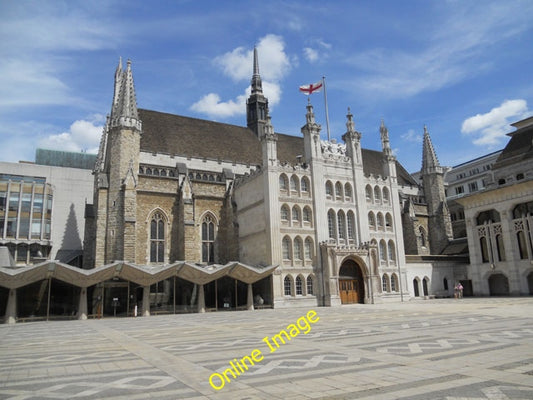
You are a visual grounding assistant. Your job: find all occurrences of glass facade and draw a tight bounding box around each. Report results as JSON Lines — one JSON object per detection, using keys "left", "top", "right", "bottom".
{"left": 0, "top": 174, "right": 52, "bottom": 263}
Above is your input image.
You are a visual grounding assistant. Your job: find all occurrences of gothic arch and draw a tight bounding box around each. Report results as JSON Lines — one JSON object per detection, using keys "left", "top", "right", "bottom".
{"left": 146, "top": 208, "right": 170, "bottom": 264}
{"left": 338, "top": 257, "right": 367, "bottom": 304}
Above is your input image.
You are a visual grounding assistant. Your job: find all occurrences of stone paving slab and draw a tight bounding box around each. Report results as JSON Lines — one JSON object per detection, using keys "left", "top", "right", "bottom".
{"left": 1, "top": 297, "right": 533, "bottom": 399}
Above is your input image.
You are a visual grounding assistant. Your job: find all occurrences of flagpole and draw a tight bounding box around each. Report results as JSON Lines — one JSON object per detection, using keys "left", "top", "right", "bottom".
{"left": 322, "top": 76, "right": 331, "bottom": 141}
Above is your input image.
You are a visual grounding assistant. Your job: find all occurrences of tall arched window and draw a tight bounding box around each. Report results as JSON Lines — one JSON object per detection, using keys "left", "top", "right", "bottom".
{"left": 495, "top": 234, "right": 505, "bottom": 261}
{"left": 335, "top": 182, "right": 343, "bottom": 200}
{"left": 328, "top": 210, "right": 336, "bottom": 239}
{"left": 284, "top": 276, "right": 292, "bottom": 296}
{"left": 292, "top": 206, "right": 300, "bottom": 223}
{"left": 480, "top": 236, "right": 489, "bottom": 263}
{"left": 368, "top": 212, "right": 376, "bottom": 230}
{"left": 295, "top": 275, "right": 303, "bottom": 295}
{"left": 365, "top": 185, "right": 373, "bottom": 203}
{"left": 379, "top": 240, "right": 387, "bottom": 264}
{"left": 202, "top": 214, "right": 215, "bottom": 263}
{"left": 301, "top": 177, "right": 309, "bottom": 193}
{"left": 337, "top": 211, "right": 346, "bottom": 239}
{"left": 306, "top": 275, "right": 314, "bottom": 295}
{"left": 517, "top": 231, "right": 528, "bottom": 259}
{"left": 150, "top": 212, "right": 165, "bottom": 263}
{"left": 279, "top": 174, "right": 288, "bottom": 191}
{"left": 344, "top": 183, "right": 352, "bottom": 201}
{"left": 391, "top": 274, "right": 398, "bottom": 292}
{"left": 374, "top": 186, "right": 381, "bottom": 204}
{"left": 382, "top": 187, "right": 390, "bottom": 204}
{"left": 382, "top": 274, "right": 389, "bottom": 292}
{"left": 294, "top": 237, "right": 303, "bottom": 260}
{"left": 419, "top": 226, "right": 427, "bottom": 247}
{"left": 282, "top": 236, "right": 291, "bottom": 260}
{"left": 325, "top": 181, "right": 333, "bottom": 198}
{"left": 385, "top": 213, "right": 393, "bottom": 231}
{"left": 290, "top": 175, "right": 298, "bottom": 192}
{"left": 388, "top": 240, "right": 396, "bottom": 264}
{"left": 304, "top": 237, "right": 313, "bottom": 260}
{"left": 280, "top": 205, "right": 289, "bottom": 221}
{"left": 303, "top": 207, "right": 312, "bottom": 224}
{"left": 377, "top": 212, "right": 384, "bottom": 230}
{"left": 347, "top": 211, "right": 355, "bottom": 240}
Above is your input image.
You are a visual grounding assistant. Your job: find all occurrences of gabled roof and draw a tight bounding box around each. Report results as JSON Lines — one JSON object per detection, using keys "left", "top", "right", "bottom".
{"left": 138, "top": 109, "right": 417, "bottom": 186}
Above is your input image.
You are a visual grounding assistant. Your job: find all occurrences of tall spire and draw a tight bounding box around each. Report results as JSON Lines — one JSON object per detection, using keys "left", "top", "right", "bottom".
{"left": 380, "top": 119, "right": 393, "bottom": 159}
{"left": 251, "top": 46, "right": 263, "bottom": 95}
{"left": 421, "top": 125, "right": 442, "bottom": 174}
{"left": 247, "top": 46, "right": 268, "bottom": 137}
{"left": 110, "top": 59, "right": 141, "bottom": 131}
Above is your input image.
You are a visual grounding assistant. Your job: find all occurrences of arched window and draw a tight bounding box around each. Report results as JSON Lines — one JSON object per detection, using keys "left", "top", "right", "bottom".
{"left": 419, "top": 227, "right": 427, "bottom": 247}
{"left": 282, "top": 236, "right": 291, "bottom": 260}
{"left": 377, "top": 212, "right": 384, "bottom": 230}
{"left": 335, "top": 182, "right": 343, "bottom": 200}
{"left": 294, "top": 237, "right": 303, "bottom": 260}
{"left": 202, "top": 214, "right": 215, "bottom": 263}
{"left": 391, "top": 274, "right": 398, "bottom": 292}
{"left": 328, "top": 209, "right": 336, "bottom": 239}
{"left": 382, "top": 274, "right": 389, "bottom": 292}
{"left": 279, "top": 174, "right": 288, "bottom": 191}
{"left": 290, "top": 175, "right": 298, "bottom": 192}
{"left": 344, "top": 183, "right": 352, "bottom": 200}
{"left": 443, "top": 277, "right": 449, "bottom": 291}
{"left": 280, "top": 205, "right": 289, "bottom": 221}
{"left": 423, "top": 277, "right": 429, "bottom": 296}
{"left": 379, "top": 240, "right": 387, "bottom": 264}
{"left": 284, "top": 276, "right": 292, "bottom": 296}
{"left": 382, "top": 187, "right": 390, "bottom": 204}
{"left": 374, "top": 186, "right": 381, "bottom": 204}
{"left": 325, "top": 181, "right": 333, "bottom": 198}
{"left": 495, "top": 234, "right": 505, "bottom": 261}
{"left": 304, "top": 237, "right": 313, "bottom": 259}
{"left": 301, "top": 177, "right": 309, "bottom": 193}
{"left": 337, "top": 211, "right": 346, "bottom": 239}
{"left": 306, "top": 275, "right": 314, "bottom": 295}
{"left": 388, "top": 240, "right": 396, "bottom": 263}
{"left": 347, "top": 211, "right": 355, "bottom": 240}
{"left": 480, "top": 236, "right": 489, "bottom": 263}
{"left": 292, "top": 206, "right": 300, "bottom": 223}
{"left": 296, "top": 275, "right": 303, "bottom": 295}
{"left": 303, "top": 206, "right": 312, "bottom": 224}
{"left": 365, "top": 185, "right": 373, "bottom": 203}
{"left": 385, "top": 213, "right": 393, "bottom": 231}
{"left": 150, "top": 212, "right": 165, "bottom": 263}
{"left": 476, "top": 209, "right": 501, "bottom": 225}
{"left": 368, "top": 212, "right": 376, "bottom": 230}
{"left": 517, "top": 231, "right": 529, "bottom": 259}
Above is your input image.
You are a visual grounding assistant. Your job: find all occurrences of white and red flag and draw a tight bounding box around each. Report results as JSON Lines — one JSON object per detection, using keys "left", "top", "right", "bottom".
{"left": 299, "top": 80, "right": 323, "bottom": 95}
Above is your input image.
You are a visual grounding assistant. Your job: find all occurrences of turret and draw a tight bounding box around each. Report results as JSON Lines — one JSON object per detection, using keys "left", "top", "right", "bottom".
{"left": 301, "top": 100, "right": 322, "bottom": 162}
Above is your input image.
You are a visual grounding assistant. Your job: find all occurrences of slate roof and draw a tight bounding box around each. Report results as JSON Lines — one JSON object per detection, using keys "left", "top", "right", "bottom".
{"left": 492, "top": 123, "right": 533, "bottom": 170}
{"left": 138, "top": 109, "right": 417, "bottom": 187}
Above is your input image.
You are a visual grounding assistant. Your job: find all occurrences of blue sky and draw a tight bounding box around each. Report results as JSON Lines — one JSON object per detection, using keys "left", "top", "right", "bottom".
{"left": 1, "top": 0, "right": 532, "bottom": 173}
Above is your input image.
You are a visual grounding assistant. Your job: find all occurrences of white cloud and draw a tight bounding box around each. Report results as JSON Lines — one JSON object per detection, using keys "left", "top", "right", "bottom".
{"left": 461, "top": 99, "right": 530, "bottom": 146}
{"left": 39, "top": 116, "right": 105, "bottom": 153}
{"left": 192, "top": 34, "right": 291, "bottom": 118}
{"left": 304, "top": 48, "right": 319, "bottom": 63}
{"left": 401, "top": 129, "right": 423, "bottom": 143}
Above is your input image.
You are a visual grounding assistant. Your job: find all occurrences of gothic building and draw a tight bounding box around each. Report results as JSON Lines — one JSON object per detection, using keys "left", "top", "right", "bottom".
{"left": 81, "top": 49, "right": 460, "bottom": 313}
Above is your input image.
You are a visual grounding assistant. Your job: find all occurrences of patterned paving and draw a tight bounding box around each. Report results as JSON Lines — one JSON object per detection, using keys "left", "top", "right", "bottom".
{"left": 1, "top": 297, "right": 533, "bottom": 399}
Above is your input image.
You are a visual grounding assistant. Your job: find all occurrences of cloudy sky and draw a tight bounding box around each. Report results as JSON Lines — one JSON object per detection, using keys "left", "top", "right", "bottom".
{"left": 1, "top": 0, "right": 532, "bottom": 173}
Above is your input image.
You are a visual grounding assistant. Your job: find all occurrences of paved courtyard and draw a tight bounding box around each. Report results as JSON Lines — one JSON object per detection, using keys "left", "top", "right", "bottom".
{"left": 1, "top": 297, "right": 533, "bottom": 399}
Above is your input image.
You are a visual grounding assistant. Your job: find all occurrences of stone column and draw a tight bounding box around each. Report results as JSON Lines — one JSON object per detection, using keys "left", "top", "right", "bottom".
{"left": 247, "top": 283, "right": 254, "bottom": 311}
{"left": 4, "top": 288, "right": 16, "bottom": 324}
{"left": 142, "top": 286, "right": 150, "bottom": 317}
{"left": 78, "top": 287, "right": 88, "bottom": 320}
{"left": 197, "top": 284, "right": 205, "bottom": 313}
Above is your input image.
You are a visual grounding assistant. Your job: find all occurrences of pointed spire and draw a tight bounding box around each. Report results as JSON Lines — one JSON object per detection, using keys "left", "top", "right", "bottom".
{"left": 110, "top": 58, "right": 142, "bottom": 131}
{"left": 251, "top": 46, "right": 263, "bottom": 95}
{"left": 380, "top": 119, "right": 393, "bottom": 158}
{"left": 421, "top": 125, "right": 442, "bottom": 174}
{"left": 305, "top": 98, "right": 316, "bottom": 125}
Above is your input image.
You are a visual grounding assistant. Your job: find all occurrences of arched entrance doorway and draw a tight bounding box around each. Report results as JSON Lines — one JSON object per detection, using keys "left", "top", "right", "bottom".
{"left": 488, "top": 273, "right": 509, "bottom": 296}
{"left": 338, "top": 259, "right": 365, "bottom": 304}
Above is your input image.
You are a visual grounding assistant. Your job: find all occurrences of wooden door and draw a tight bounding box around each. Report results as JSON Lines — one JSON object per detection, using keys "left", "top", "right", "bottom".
{"left": 340, "top": 279, "right": 358, "bottom": 304}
